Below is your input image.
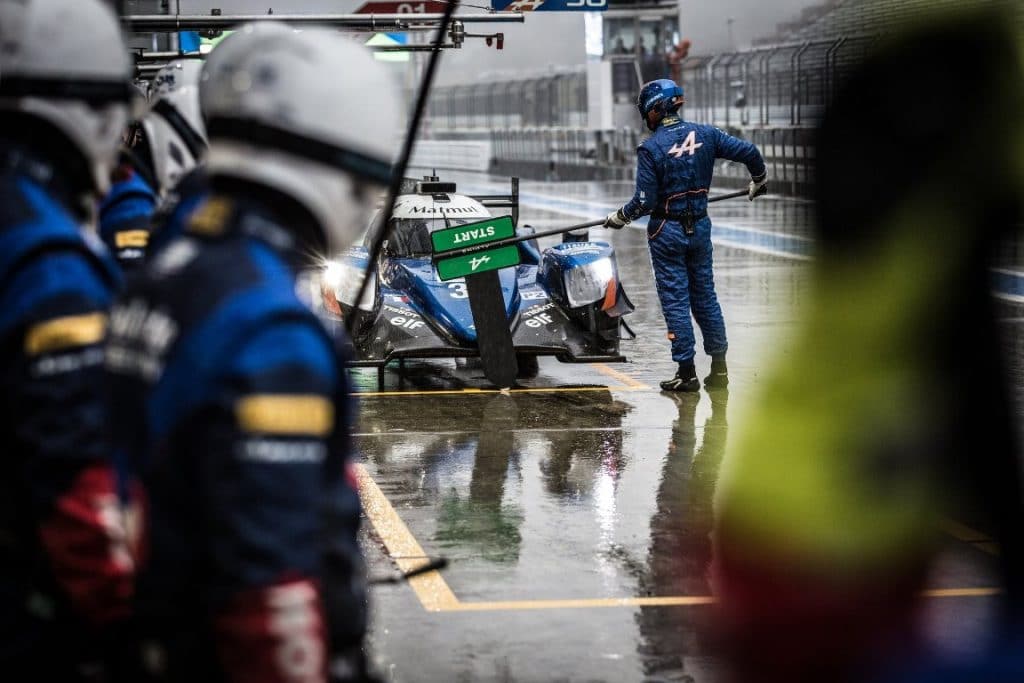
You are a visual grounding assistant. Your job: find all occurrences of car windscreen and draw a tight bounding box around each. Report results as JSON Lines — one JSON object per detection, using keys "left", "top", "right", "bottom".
{"left": 383, "top": 216, "right": 476, "bottom": 258}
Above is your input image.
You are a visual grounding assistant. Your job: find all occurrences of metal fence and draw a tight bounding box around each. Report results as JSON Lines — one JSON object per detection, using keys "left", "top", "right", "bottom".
{"left": 426, "top": 35, "right": 876, "bottom": 135}
{"left": 426, "top": 128, "right": 642, "bottom": 181}
{"left": 427, "top": 69, "right": 588, "bottom": 131}
{"left": 678, "top": 35, "right": 877, "bottom": 129}
{"left": 421, "top": 34, "right": 883, "bottom": 197}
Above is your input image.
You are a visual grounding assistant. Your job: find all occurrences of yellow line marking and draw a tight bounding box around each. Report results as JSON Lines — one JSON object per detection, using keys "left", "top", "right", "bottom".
{"left": 355, "top": 464, "right": 459, "bottom": 612}
{"left": 358, "top": 464, "right": 1000, "bottom": 614}
{"left": 592, "top": 363, "right": 650, "bottom": 389}
{"left": 449, "top": 596, "right": 714, "bottom": 611}
{"left": 941, "top": 519, "right": 1000, "bottom": 556}
{"left": 446, "top": 588, "right": 999, "bottom": 612}
{"left": 922, "top": 587, "right": 1000, "bottom": 598}
{"left": 354, "top": 385, "right": 650, "bottom": 398}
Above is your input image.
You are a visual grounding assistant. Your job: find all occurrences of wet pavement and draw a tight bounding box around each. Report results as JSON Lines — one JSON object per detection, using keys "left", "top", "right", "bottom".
{"left": 355, "top": 173, "right": 1014, "bottom": 682}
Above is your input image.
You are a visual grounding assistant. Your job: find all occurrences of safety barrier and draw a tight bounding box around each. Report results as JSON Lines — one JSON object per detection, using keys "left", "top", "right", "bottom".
{"left": 425, "top": 128, "right": 642, "bottom": 181}
{"left": 425, "top": 125, "right": 812, "bottom": 193}
{"left": 427, "top": 69, "right": 588, "bottom": 131}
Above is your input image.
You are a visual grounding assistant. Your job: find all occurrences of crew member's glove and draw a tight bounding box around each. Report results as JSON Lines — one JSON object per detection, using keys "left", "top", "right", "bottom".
{"left": 748, "top": 172, "right": 768, "bottom": 201}
{"left": 604, "top": 209, "right": 629, "bottom": 230}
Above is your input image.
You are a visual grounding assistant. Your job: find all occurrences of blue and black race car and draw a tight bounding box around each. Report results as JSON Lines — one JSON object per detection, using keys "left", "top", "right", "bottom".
{"left": 318, "top": 177, "right": 633, "bottom": 384}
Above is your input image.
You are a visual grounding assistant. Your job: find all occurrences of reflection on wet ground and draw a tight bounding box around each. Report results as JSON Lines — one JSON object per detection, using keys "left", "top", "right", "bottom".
{"left": 357, "top": 174, "right": 1013, "bottom": 682}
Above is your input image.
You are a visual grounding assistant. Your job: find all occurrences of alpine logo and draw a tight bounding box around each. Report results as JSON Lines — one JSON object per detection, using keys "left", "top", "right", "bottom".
{"left": 504, "top": 0, "right": 546, "bottom": 9}
{"left": 469, "top": 255, "right": 491, "bottom": 271}
{"left": 668, "top": 131, "right": 703, "bottom": 158}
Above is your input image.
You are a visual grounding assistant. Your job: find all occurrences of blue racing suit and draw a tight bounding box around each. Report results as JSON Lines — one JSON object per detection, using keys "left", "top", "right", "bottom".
{"left": 99, "top": 167, "right": 158, "bottom": 270}
{"left": 0, "top": 142, "right": 132, "bottom": 679}
{"left": 146, "top": 166, "right": 209, "bottom": 260}
{"left": 621, "top": 116, "right": 765, "bottom": 363}
{"left": 105, "top": 188, "right": 367, "bottom": 682}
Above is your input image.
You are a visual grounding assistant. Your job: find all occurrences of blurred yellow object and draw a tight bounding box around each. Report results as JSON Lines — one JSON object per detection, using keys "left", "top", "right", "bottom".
{"left": 716, "top": 3, "right": 1024, "bottom": 578}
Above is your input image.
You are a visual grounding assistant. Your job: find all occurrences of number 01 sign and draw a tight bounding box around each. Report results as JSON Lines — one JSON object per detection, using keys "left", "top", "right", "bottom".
{"left": 355, "top": 2, "right": 448, "bottom": 13}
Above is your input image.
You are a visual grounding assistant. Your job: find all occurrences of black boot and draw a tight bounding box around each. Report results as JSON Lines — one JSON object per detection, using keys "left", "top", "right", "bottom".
{"left": 705, "top": 354, "right": 729, "bottom": 388}
{"left": 661, "top": 361, "right": 700, "bottom": 392}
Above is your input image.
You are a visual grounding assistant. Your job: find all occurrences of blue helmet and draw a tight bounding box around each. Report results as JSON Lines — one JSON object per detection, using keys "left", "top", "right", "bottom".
{"left": 637, "top": 79, "right": 684, "bottom": 122}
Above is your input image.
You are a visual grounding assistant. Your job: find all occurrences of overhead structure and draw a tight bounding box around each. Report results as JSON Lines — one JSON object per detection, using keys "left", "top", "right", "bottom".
{"left": 122, "top": 12, "right": 524, "bottom": 32}
{"left": 125, "top": 10, "right": 521, "bottom": 77}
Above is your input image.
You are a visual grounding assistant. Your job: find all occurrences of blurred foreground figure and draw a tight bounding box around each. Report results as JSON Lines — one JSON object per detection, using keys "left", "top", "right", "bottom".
{"left": 146, "top": 25, "right": 297, "bottom": 262}
{"left": 105, "top": 27, "right": 402, "bottom": 682}
{"left": 0, "top": 0, "right": 135, "bottom": 678}
{"left": 141, "top": 59, "right": 215, "bottom": 259}
{"left": 100, "top": 60, "right": 207, "bottom": 269}
{"left": 712, "top": 6, "right": 1023, "bottom": 683}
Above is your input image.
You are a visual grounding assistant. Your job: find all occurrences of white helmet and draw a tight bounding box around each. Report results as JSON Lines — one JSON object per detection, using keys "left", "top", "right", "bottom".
{"left": 0, "top": 0, "right": 132, "bottom": 196}
{"left": 141, "top": 60, "right": 207, "bottom": 195}
{"left": 200, "top": 25, "right": 404, "bottom": 255}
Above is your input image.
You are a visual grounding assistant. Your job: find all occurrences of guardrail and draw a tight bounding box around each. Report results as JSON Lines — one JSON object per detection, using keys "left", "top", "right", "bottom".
{"left": 422, "top": 125, "right": 812, "bottom": 192}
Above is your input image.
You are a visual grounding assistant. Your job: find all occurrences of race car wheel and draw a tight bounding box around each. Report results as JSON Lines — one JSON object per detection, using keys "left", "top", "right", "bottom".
{"left": 516, "top": 354, "right": 539, "bottom": 379}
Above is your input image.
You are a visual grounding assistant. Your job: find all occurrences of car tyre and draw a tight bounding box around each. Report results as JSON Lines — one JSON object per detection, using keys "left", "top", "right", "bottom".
{"left": 516, "top": 354, "right": 539, "bottom": 379}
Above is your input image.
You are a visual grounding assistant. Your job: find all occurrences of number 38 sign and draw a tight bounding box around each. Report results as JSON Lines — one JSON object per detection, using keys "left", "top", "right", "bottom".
{"left": 491, "top": 0, "right": 607, "bottom": 11}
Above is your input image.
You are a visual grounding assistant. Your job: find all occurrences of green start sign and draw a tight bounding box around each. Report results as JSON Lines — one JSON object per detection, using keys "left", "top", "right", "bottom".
{"left": 436, "top": 245, "right": 521, "bottom": 281}
{"left": 432, "top": 215, "right": 521, "bottom": 282}
{"left": 431, "top": 216, "right": 516, "bottom": 254}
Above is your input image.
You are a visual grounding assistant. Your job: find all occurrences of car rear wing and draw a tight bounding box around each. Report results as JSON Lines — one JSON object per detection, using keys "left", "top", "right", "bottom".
{"left": 469, "top": 177, "right": 519, "bottom": 227}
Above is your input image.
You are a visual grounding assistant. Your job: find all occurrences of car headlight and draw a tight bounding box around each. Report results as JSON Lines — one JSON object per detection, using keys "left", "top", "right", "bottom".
{"left": 563, "top": 257, "right": 614, "bottom": 308}
{"left": 323, "top": 260, "right": 375, "bottom": 311}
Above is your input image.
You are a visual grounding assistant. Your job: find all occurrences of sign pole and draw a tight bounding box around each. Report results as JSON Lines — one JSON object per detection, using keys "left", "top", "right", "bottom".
{"left": 431, "top": 216, "right": 521, "bottom": 387}
{"left": 465, "top": 271, "right": 518, "bottom": 388}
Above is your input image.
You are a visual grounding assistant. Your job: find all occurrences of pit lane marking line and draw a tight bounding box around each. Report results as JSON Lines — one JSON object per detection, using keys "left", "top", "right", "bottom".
{"left": 355, "top": 464, "right": 460, "bottom": 612}
{"left": 940, "top": 519, "right": 1000, "bottom": 556}
{"left": 357, "top": 462, "right": 1000, "bottom": 614}
{"left": 441, "top": 588, "right": 999, "bottom": 612}
{"left": 353, "top": 426, "right": 628, "bottom": 437}
{"left": 353, "top": 385, "right": 653, "bottom": 398}
{"left": 447, "top": 588, "right": 999, "bottom": 612}
{"left": 923, "top": 588, "right": 1000, "bottom": 599}
{"left": 448, "top": 596, "right": 713, "bottom": 611}
{"left": 592, "top": 363, "right": 650, "bottom": 389}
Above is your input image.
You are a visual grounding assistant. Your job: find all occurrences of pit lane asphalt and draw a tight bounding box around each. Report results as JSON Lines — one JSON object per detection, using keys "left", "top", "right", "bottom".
{"left": 355, "top": 173, "right": 1013, "bottom": 682}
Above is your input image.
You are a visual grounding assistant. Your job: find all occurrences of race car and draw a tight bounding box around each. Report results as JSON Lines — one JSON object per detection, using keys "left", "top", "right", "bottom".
{"left": 318, "top": 176, "right": 633, "bottom": 386}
